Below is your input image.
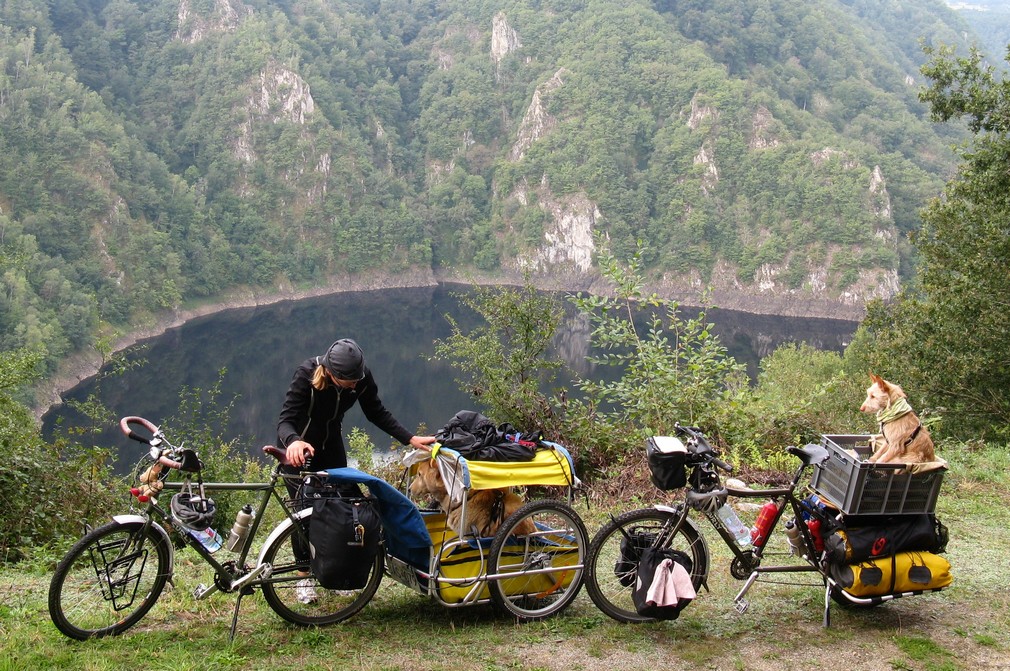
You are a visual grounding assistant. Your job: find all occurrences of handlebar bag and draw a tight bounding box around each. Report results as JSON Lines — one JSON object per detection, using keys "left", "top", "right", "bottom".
{"left": 309, "top": 496, "right": 381, "bottom": 590}
{"left": 830, "top": 550, "right": 952, "bottom": 597}
{"left": 631, "top": 547, "right": 696, "bottom": 620}
{"left": 646, "top": 436, "right": 688, "bottom": 490}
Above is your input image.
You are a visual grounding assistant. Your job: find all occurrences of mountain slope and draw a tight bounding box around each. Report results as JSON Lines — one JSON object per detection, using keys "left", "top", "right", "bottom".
{"left": 0, "top": 0, "right": 974, "bottom": 382}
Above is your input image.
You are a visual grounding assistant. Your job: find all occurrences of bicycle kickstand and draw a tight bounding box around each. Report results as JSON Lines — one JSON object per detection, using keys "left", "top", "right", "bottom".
{"left": 229, "top": 587, "right": 252, "bottom": 643}
{"left": 732, "top": 570, "right": 760, "bottom": 614}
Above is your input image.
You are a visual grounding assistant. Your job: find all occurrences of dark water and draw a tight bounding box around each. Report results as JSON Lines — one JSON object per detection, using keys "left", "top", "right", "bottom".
{"left": 42, "top": 284, "right": 857, "bottom": 469}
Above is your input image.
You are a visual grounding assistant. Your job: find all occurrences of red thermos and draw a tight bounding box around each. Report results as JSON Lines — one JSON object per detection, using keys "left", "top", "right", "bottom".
{"left": 750, "top": 501, "right": 778, "bottom": 547}
{"left": 807, "top": 518, "right": 824, "bottom": 552}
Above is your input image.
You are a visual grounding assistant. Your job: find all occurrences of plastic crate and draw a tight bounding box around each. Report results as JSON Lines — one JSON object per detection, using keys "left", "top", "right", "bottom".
{"left": 810, "top": 435, "right": 944, "bottom": 515}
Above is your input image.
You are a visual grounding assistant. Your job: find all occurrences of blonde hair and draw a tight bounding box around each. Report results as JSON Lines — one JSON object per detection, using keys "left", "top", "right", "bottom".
{"left": 311, "top": 364, "right": 331, "bottom": 391}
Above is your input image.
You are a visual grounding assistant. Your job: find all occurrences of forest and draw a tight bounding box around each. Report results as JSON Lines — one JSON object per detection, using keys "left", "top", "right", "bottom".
{"left": 0, "top": 0, "right": 986, "bottom": 392}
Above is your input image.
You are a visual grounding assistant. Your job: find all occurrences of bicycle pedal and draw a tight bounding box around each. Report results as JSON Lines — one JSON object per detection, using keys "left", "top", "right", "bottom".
{"left": 734, "top": 598, "right": 749, "bottom": 614}
{"left": 194, "top": 583, "right": 218, "bottom": 600}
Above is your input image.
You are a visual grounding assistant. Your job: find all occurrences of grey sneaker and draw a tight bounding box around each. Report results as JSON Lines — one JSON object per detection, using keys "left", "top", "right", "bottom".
{"left": 295, "top": 578, "right": 318, "bottom": 604}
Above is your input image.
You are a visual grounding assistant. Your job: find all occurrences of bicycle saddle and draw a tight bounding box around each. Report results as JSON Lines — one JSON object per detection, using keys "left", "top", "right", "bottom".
{"left": 786, "top": 443, "right": 829, "bottom": 466}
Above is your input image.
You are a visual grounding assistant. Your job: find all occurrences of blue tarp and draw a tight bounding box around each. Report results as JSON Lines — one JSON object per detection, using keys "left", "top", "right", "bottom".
{"left": 322, "top": 467, "right": 431, "bottom": 569}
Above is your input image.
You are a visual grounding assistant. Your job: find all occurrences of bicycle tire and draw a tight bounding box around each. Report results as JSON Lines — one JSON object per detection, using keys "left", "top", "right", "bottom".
{"left": 585, "top": 507, "right": 709, "bottom": 623}
{"left": 48, "top": 520, "right": 171, "bottom": 639}
{"left": 260, "top": 511, "right": 383, "bottom": 626}
{"left": 487, "top": 499, "right": 588, "bottom": 622}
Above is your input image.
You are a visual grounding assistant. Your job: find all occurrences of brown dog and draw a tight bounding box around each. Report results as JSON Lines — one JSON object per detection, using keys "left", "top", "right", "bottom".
{"left": 859, "top": 373, "right": 935, "bottom": 464}
{"left": 409, "top": 458, "right": 534, "bottom": 537}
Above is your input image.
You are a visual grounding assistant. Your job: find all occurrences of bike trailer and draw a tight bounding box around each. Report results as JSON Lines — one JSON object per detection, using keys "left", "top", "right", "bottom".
{"left": 422, "top": 512, "right": 581, "bottom": 604}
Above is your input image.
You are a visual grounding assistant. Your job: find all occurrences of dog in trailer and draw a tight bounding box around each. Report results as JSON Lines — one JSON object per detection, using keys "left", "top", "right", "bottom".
{"left": 860, "top": 373, "right": 936, "bottom": 465}
{"left": 409, "top": 458, "right": 535, "bottom": 536}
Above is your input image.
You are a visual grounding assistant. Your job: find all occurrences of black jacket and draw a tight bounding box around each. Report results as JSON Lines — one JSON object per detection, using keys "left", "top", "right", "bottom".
{"left": 277, "top": 357, "right": 413, "bottom": 470}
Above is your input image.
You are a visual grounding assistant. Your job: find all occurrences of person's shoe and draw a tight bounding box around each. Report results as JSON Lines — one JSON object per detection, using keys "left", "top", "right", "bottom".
{"left": 295, "top": 578, "right": 318, "bottom": 604}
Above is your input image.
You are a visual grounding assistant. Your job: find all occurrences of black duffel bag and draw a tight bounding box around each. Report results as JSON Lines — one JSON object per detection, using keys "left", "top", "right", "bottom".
{"left": 309, "top": 496, "right": 381, "bottom": 590}
{"left": 824, "top": 513, "right": 948, "bottom": 565}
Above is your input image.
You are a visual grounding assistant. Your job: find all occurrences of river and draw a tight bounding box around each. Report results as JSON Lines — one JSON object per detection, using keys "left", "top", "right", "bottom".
{"left": 41, "top": 284, "right": 857, "bottom": 469}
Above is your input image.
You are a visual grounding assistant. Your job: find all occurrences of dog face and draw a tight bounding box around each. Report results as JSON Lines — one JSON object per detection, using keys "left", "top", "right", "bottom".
{"left": 409, "top": 458, "right": 447, "bottom": 501}
{"left": 860, "top": 373, "right": 906, "bottom": 414}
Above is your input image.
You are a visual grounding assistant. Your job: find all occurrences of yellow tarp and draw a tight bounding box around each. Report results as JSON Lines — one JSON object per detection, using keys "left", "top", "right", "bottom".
{"left": 432, "top": 443, "right": 577, "bottom": 490}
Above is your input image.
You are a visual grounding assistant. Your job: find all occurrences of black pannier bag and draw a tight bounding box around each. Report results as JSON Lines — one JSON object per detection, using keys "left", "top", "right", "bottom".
{"left": 615, "top": 528, "right": 658, "bottom": 587}
{"left": 309, "top": 496, "right": 381, "bottom": 590}
{"left": 631, "top": 547, "right": 696, "bottom": 620}
{"left": 646, "top": 436, "right": 688, "bottom": 490}
{"left": 824, "top": 514, "right": 948, "bottom": 565}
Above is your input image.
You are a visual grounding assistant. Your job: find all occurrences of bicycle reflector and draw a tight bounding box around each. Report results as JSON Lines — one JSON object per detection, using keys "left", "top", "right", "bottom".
{"left": 170, "top": 492, "right": 217, "bottom": 530}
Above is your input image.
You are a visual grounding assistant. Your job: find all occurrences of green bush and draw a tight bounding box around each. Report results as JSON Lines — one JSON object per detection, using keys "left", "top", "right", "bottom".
{"left": 431, "top": 277, "right": 566, "bottom": 437}
{"left": 0, "top": 348, "right": 120, "bottom": 562}
{"left": 716, "top": 343, "right": 865, "bottom": 470}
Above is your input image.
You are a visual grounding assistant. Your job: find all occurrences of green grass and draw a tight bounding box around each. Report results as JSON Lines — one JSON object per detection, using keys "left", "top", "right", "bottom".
{"left": 4, "top": 443, "right": 1010, "bottom": 671}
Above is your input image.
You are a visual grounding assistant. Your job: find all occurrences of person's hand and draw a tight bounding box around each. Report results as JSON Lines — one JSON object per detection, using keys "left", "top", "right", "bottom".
{"left": 409, "top": 435, "right": 437, "bottom": 451}
{"left": 286, "top": 440, "right": 314, "bottom": 467}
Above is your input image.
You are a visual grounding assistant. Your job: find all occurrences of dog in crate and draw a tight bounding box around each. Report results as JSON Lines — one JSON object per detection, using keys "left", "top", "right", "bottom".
{"left": 860, "top": 373, "right": 936, "bottom": 465}
{"left": 409, "top": 458, "right": 534, "bottom": 537}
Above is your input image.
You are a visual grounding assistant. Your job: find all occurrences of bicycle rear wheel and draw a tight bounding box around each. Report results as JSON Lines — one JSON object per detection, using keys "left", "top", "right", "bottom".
{"left": 49, "top": 520, "right": 171, "bottom": 639}
{"left": 260, "top": 513, "right": 383, "bottom": 626}
{"left": 487, "top": 499, "right": 589, "bottom": 622}
{"left": 585, "top": 507, "right": 709, "bottom": 623}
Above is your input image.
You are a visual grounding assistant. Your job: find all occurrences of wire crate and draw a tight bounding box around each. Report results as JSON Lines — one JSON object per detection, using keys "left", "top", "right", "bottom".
{"left": 811, "top": 435, "right": 944, "bottom": 515}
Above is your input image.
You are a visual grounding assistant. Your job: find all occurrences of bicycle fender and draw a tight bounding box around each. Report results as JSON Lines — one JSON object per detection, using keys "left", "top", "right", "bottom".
{"left": 256, "top": 507, "right": 311, "bottom": 567}
{"left": 111, "top": 514, "right": 176, "bottom": 571}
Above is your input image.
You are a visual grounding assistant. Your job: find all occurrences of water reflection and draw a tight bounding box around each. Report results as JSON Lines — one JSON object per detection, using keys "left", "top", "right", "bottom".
{"left": 42, "top": 284, "right": 856, "bottom": 469}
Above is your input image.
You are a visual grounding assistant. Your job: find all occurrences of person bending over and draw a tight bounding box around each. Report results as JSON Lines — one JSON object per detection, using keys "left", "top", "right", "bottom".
{"left": 277, "top": 338, "right": 435, "bottom": 602}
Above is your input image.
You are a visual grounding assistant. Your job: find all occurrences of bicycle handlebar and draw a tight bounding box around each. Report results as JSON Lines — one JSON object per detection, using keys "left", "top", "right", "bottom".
{"left": 120, "top": 416, "right": 159, "bottom": 444}
{"left": 711, "top": 456, "right": 733, "bottom": 473}
{"left": 674, "top": 422, "right": 734, "bottom": 473}
{"left": 119, "top": 416, "right": 190, "bottom": 470}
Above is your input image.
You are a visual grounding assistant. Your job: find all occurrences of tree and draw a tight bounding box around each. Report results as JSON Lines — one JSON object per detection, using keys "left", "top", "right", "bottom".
{"left": 857, "top": 45, "right": 1010, "bottom": 438}
{"left": 431, "top": 275, "right": 565, "bottom": 435}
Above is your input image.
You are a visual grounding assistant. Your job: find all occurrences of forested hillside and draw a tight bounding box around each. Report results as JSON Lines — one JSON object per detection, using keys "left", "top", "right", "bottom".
{"left": 0, "top": 0, "right": 979, "bottom": 394}
{"left": 951, "top": 0, "right": 1010, "bottom": 65}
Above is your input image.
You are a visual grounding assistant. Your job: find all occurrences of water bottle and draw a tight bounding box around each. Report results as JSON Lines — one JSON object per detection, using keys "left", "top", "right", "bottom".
{"left": 226, "top": 505, "right": 255, "bottom": 553}
{"left": 784, "top": 519, "right": 808, "bottom": 556}
{"left": 750, "top": 501, "right": 779, "bottom": 547}
{"left": 806, "top": 518, "right": 824, "bottom": 553}
{"left": 193, "top": 526, "right": 224, "bottom": 553}
{"left": 715, "top": 503, "right": 750, "bottom": 547}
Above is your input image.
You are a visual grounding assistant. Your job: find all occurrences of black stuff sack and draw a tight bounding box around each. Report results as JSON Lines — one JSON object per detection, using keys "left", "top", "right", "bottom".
{"left": 309, "top": 497, "right": 381, "bottom": 590}
{"left": 824, "top": 514, "right": 948, "bottom": 565}
{"left": 435, "top": 410, "right": 536, "bottom": 462}
{"left": 631, "top": 547, "right": 696, "bottom": 620}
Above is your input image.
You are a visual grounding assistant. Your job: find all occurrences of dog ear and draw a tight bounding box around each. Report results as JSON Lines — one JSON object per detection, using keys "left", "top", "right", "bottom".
{"left": 869, "top": 372, "right": 884, "bottom": 386}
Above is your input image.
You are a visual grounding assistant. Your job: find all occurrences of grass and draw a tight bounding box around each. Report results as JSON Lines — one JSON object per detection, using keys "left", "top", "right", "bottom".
{"left": 3, "top": 442, "right": 1010, "bottom": 671}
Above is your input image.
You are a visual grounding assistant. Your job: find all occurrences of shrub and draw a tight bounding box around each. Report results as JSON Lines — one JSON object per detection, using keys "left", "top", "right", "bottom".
{"left": 716, "top": 343, "right": 865, "bottom": 469}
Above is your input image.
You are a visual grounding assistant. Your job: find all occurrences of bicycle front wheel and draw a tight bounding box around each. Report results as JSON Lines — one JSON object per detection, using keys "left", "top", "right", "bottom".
{"left": 260, "top": 513, "right": 383, "bottom": 626}
{"left": 585, "top": 507, "right": 709, "bottom": 623}
{"left": 48, "top": 520, "right": 171, "bottom": 639}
